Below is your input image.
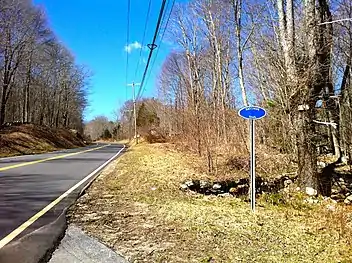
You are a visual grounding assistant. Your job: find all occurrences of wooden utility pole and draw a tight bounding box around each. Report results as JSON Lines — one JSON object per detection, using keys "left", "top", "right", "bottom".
{"left": 127, "top": 82, "right": 141, "bottom": 143}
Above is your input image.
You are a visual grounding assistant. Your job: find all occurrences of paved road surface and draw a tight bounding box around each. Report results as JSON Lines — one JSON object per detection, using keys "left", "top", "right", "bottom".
{"left": 0, "top": 143, "right": 125, "bottom": 249}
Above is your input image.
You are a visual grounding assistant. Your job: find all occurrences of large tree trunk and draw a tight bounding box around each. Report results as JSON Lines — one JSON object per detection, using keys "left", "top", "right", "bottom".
{"left": 277, "top": 0, "right": 330, "bottom": 194}
{"left": 296, "top": 0, "right": 320, "bottom": 194}
{"left": 297, "top": 103, "right": 318, "bottom": 193}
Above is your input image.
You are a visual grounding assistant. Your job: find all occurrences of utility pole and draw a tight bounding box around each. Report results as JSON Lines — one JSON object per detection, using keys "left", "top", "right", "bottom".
{"left": 123, "top": 109, "right": 133, "bottom": 140}
{"left": 127, "top": 82, "right": 140, "bottom": 143}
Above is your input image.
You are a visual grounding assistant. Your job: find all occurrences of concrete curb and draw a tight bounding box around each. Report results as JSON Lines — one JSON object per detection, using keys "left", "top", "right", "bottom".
{"left": 49, "top": 225, "right": 128, "bottom": 263}
{"left": 0, "top": 145, "right": 126, "bottom": 263}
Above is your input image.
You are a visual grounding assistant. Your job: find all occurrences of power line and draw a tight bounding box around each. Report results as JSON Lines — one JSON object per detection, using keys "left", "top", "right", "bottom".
{"left": 142, "top": 0, "right": 175, "bottom": 98}
{"left": 125, "top": 0, "right": 131, "bottom": 101}
{"left": 134, "top": 0, "right": 152, "bottom": 80}
{"left": 136, "top": 0, "right": 167, "bottom": 100}
{"left": 143, "top": 0, "right": 172, "bottom": 89}
{"left": 136, "top": 0, "right": 167, "bottom": 101}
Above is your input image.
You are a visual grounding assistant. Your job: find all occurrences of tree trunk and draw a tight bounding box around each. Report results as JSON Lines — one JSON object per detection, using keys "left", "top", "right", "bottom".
{"left": 24, "top": 85, "right": 29, "bottom": 122}
{"left": 297, "top": 105, "right": 318, "bottom": 193}
{"left": 340, "top": 62, "right": 351, "bottom": 157}
{"left": 0, "top": 86, "right": 8, "bottom": 125}
{"left": 328, "top": 108, "right": 341, "bottom": 160}
{"left": 294, "top": 0, "right": 322, "bottom": 194}
{"left": 23, "top": 55, "right": 32, "bottom": 123}
{"left": 317, "top": 0, "right": 338, "bottom": 160}
{"left": 233, "top": 0, "right": 249, "bottom": 106}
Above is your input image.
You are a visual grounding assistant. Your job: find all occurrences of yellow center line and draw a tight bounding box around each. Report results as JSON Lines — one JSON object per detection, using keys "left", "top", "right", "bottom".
{"left": 0, "top": 145, "right": 125, "bottom": 249}
{"left": 0, "top": 144, "right": 110, "bottom": 172}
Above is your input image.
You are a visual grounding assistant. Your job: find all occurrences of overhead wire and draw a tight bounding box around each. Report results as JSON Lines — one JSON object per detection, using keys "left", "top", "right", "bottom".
{"left": 134, "top": 0, "right": 153, "bottom": 81}
{"left": 125, "top": 0, "right": 131, "bottom": 101}
{"left": 136, "top": 0, "right": 167, "bottom": 101}
{"left": 142, "top": 0, "right": 175, "bottom": 98}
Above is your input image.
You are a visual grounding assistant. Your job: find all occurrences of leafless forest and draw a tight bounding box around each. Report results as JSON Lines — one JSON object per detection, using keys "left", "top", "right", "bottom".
{"left": 116, "top": 0, "right": 352, "bottom": 196}
{"left": 3, "top": 0, "right": 352, "bottom": 196}
{"left": 0, "top": 0, "right": 89, "bottom": 132}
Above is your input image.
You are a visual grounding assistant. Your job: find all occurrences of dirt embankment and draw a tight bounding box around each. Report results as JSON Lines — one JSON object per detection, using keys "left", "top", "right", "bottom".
{"left": 0, "top": 124, "right": 87, "bottom": 157}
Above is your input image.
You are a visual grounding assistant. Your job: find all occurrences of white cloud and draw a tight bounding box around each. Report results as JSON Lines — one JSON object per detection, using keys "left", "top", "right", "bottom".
{"left": 142, "top": 58, "right": 147, "bottom": 64}
{"left": 124, "top": 41, "right": 142, "bottom": 53}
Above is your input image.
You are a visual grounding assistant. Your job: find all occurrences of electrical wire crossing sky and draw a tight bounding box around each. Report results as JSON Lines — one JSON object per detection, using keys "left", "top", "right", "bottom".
{"left": 32, "top": 0, "right": 181, "bottom": 121}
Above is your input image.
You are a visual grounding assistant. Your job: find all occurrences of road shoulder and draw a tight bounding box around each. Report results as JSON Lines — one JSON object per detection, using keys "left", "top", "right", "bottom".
{"left": 49, "top": 225, "right": 128, "bottom": 263}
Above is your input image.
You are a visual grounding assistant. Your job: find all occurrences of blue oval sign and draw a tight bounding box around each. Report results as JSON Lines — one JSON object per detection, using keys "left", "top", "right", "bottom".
{"left": 238, "top": 106, "right": 266, "bottom": 120}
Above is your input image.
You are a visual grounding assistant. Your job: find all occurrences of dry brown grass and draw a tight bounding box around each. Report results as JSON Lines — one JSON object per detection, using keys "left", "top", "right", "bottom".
{"left": 165, "top": 139, "right": 297, "bottom": 181}
{"left": 0, "top": 124, "right": 86, "bottom": 157}
{"left": 115, "top": 139, "right": 131, "bottom": 145}
{"left": 69, "top": 142, "right": 352, "bottom": 263}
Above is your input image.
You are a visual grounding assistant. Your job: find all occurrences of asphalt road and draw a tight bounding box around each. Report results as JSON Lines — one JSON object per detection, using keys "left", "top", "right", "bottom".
{"left": 0, "top": 143, "right": 125, "bottom": 248}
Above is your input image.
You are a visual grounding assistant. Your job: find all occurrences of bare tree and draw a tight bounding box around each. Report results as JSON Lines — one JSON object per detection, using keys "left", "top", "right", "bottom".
{"left": 0, "top": 0, "right": 89, "bottom": 131}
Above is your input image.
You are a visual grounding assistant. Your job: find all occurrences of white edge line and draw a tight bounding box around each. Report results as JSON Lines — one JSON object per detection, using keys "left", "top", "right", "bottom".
{"left": 0, "top": 144, "right": 126, "bottom": 249}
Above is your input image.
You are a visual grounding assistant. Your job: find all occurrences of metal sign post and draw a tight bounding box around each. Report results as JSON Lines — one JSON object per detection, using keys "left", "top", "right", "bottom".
{"left": 238, "top": 106, "right": 266, "bottom": 212}
{"left": 250, "top": 119, "right": 255, "bottom": 212}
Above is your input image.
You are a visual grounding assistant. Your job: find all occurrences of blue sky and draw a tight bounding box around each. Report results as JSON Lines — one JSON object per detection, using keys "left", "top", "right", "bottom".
{"left": 32, "top": 0, "right": 181, "bottom": 121}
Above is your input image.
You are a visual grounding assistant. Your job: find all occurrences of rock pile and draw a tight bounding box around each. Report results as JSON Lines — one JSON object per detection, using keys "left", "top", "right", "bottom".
{"left": 180, "top": 174, "right": 352, "bottom": 204}
{"left": 332, "top": 177, "right": 352, "bottom": 204}
{"left": 180, "top": 175, "right": 296, "bottom": 197}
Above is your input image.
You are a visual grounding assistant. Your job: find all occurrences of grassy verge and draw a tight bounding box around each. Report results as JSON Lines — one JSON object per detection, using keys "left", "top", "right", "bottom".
{"left": 69, "top": 143, "right": 352, "bottom": 263}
